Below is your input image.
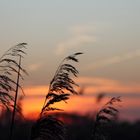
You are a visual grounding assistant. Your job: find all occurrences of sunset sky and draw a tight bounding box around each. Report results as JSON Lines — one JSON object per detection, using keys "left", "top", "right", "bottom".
{"left": 0, "top": 0, "right": 140, "bottom": 121}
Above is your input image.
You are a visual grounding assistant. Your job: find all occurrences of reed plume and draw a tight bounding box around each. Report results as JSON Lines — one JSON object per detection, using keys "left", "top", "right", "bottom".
{"left": 0, "top": 43, "right": 27, "bottom": 109}
{"left": 31, "top": 52, "right": 83, "bottom": 140}
{"left": 92, "top": 96, "right": 121, "bottom": 140}
{"left": 0, "top": 43, "right": 28, "bottom": 140}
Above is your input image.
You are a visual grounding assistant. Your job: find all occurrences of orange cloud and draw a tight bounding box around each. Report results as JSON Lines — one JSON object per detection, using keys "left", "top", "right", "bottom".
{"left": 22, "top": 76, "right": 140, "bottom": 121}
{"left": 76, "top": 77, "right": 140, "bottom": 94}
{"left": 24, "top": 85, "right": 49, "bottom": 96}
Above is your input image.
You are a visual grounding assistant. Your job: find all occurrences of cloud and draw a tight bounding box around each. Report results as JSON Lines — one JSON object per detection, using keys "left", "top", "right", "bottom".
{"left": 22, "top": 77, "right": 140, "bottom": 121}
{"left": 55, "top": 25, "right": 96, "bottom": 55}
{"left": 86, "top": 49, "right": 140, "bottom": 71}
{"left": 70, "top": 25, "right": 95, "bottom": 34}
{"left": 24, "top": 85, "right": 49, "bottom": 96}
{"left": 75, "top": 77, "right": 140, "bottom": 94}
{"left": 28, "top": 63, "right": 43, "bottom": 72}
{"left": 24, "top": 77, "right": 140, "bottom": 99}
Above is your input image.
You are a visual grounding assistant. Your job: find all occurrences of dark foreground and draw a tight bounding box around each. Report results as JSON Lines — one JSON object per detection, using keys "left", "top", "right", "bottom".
{"left": 0, "top": 112, "right": 140, "bottom": 140}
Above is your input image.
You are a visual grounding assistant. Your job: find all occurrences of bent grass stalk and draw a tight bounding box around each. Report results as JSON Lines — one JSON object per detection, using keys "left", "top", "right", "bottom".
{"left": 31, "top": 52, "right": 83, "bottom": 140}
{"left": 9, "top": 55, "right": 21, "bottom": 140}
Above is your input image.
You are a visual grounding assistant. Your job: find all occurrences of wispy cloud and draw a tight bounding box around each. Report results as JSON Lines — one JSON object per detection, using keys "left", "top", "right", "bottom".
{"left": 76, "top": 76, "right": 140, "bottom": 94}
{"left": 55, "top": 25, "right": 96, "bottom": 55}
{"left": 27, "top": 63, "right": 44, "bottom": 72}
{"left": 86, "top": 49, "right": 140, "bottom": 71}
{"left": 24, "top": 77, "right": 140, "bottom": 99}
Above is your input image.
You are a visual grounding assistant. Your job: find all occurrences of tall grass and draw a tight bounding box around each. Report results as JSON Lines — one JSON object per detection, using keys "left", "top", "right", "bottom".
{"left": 0, "top": 43, "right": 27, "bottom": 108}
{"left": 31, "top": 52, "right": 83, "bottom": 140}
{"left": 0, "top": 45, "right": 122, "bottom": 140}
{"left": 92, "top": 96, "right": 121, "bottom": 140}
{"left": 9, "top": 43, "right": 27, "bottom": 140}
{"left": 0, "top": 43, "right": 28, "bottom": 140}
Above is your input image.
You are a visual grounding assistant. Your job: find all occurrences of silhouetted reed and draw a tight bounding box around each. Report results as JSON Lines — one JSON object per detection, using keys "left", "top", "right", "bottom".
{"left": 92, "top": 96, "right": 121, "bottom": 140}
{"left": 31, "top": 52, "right": 83, "bottom": 140}
{"left": 0, "top": 43, "right": 28, "bottom": 140}
{"left": 0, "top": 43, "right": 27, "bottom": 108}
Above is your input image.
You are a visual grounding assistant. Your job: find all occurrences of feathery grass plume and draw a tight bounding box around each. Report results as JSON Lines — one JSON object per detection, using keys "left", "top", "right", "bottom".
{"left": 0, "top": 43, "right": 27, "bottom": 109}
{"left": 0, "top": 43, "right": 28, "bottom": 140}
{"left": 92, "top": 96, "right": 121, "bottom": 140}
{"left": 41, "top": 52, "right": 83, "bottom": 116}
{"left": 31, "top": 52, "right": 83, "bottom": 140}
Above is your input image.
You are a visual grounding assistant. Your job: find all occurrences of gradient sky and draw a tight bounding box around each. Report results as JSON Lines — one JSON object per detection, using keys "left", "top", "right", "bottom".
{"left": 0, "top": 0, "right": 140, "bottom": 121}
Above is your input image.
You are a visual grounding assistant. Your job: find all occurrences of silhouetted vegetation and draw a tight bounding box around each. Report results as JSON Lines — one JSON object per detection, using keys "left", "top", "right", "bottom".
{"left": 92, "top": 96, "right": 121, "bottom": 140}
{"left": 31, "top": 52, "right": 83, "bottom": 140}
{"left": 0, "top": 45, "right": 139, "bottom": 140}
{"left": 0, "top": 43, "right": 27, "bottom": 109}
{"left": 0, "top": 111, "right": 140, "bottom": 140}
{"left": 0, "top": 43, "right": 27, "bottom": 140}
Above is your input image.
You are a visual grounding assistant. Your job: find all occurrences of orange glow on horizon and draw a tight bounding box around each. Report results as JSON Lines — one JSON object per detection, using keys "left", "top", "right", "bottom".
{"left": 22, "top": 77, "right": 140, "bottom": 121}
